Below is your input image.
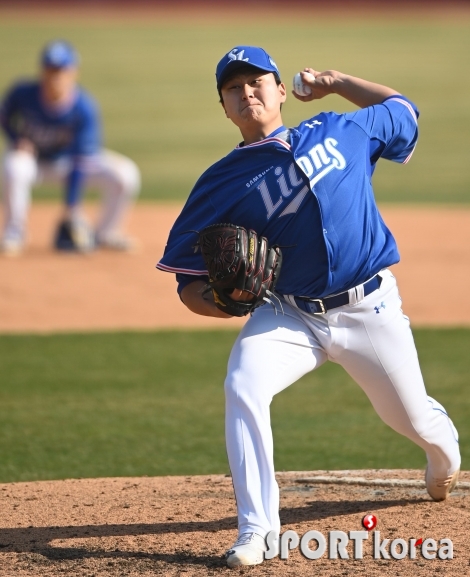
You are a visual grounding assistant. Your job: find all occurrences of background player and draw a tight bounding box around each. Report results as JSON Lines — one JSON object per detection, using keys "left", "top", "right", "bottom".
{"left": 157, "top": 46, "right": 461, "bottom": 568}
{"left": 0, "top": 40, "right": 141, "bottom": 255}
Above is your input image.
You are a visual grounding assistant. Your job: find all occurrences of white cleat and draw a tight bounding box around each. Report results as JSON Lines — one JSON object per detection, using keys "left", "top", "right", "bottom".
{"left": 425, "top": 467, "right": 460, "bottom": 501}
{"left": 225, "top": 532, "right": 267, "bottom": 568}
{"left": 95, "top": 232, "right": 140, "bottom": 253}
{"left": 1, "top": 238, "right": 23, "bottom": 257}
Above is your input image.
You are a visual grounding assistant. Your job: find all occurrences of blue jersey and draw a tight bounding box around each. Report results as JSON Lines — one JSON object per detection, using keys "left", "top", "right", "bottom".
{"left": 157, "top": 95, "right": 418, "bottom": 299}
{"left": 0, "top": 80, "right": 101, "bottom": 205}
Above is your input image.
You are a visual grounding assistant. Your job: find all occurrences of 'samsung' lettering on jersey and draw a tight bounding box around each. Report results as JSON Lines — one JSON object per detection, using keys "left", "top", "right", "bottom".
{"left": 246, "top": 166, "right": 273, "bottom": 188}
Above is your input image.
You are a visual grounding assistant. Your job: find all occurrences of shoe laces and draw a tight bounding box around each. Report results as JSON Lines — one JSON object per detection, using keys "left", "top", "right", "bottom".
{"left": 233, "top": 532, "right": 257, "bottom": 547}
{"left": 435, "top": 475, "right": 453, "bottom": 487}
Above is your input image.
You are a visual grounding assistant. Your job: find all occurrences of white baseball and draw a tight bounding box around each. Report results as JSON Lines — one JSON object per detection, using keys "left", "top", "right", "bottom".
{"left": 293, "top": 72, "right": 315, "bottom": 96}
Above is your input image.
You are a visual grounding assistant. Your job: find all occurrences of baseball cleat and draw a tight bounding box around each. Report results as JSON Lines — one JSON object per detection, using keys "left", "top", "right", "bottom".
{"left": 95, "top": 232, "right": 140, "bottom": 253}
{"left": 225, "top": 532, "right": 267, "bottom": 568}
{"left": 425, "top": 467, "right": 460, "bottom": 501}
{"left": 1, "top": 238, "right": 23, "bottom": 257}
{"left": 54, "top": 217, "right": 95, "bottom": 253}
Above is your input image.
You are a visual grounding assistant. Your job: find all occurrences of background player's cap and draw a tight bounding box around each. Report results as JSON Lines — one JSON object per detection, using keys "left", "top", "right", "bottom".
{"left": 216, "top": 46, "right": 281, "bottom": 91}
{"left": 41, "top": 40, "right": 79, "bottom": 69}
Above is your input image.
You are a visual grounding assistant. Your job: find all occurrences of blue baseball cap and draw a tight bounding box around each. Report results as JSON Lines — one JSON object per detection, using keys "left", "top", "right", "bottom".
{"left": 41, "top": 40, "right": 79, "bottom": 69}
{"left": 216, "top": 46, "right": 281, "bottom": 91}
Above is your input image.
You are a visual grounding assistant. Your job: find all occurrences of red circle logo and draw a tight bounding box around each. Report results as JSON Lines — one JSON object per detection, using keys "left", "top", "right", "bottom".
{"left": 362, "top": 514, "right": 377, "bottom": 531}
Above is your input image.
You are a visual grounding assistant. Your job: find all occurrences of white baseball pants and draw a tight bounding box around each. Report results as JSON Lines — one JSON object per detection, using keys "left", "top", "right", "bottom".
{"left": 224, "top": 268, "right": 461, "bottom": 538}
{"left": 1, "top": 148, "right": 140, "bottom": 243}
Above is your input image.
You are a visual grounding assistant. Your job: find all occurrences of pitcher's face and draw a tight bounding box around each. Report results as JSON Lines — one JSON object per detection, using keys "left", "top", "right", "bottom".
{"left": 220, "top": 71, "right": 286, "bottom": 131}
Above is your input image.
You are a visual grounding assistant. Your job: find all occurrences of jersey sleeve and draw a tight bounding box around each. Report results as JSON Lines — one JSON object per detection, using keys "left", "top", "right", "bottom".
{"left": 176, "top": 273, "right": 209, "bottom": 298}
{"left": 65, "top": 91, "right": 102, "bottom": 206}
{"left": 71, "top": 91, "right": 101, "bottom": 157}
{"left": 345, "top": 95, "right": 419, "bottom": 165}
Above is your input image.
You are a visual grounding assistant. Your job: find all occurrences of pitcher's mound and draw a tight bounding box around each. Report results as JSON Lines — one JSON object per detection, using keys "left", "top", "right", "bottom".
{"left": 1, "top": 469, "right": 469, "bottom": 576}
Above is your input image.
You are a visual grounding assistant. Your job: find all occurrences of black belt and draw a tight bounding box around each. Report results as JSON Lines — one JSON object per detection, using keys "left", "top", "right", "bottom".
{"left": 283, "top": 274, "right": 382, "bottom": 315}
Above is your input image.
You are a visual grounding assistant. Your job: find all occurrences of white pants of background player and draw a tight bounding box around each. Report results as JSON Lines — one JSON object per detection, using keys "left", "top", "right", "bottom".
{"left": 225, "top": 268, "right": 461, "bottom": 539}
{"left": 1, "top": 148, "right": 140, "bottom": 245}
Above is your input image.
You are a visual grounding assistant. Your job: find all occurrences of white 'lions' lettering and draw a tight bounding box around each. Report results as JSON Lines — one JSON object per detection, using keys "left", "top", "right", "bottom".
{"left": 275, "top": 166, "right": 292, "bottom": 197}
{"left": 324, "top": 138, "right": 346, "bottom": 169}
{"left": 308, "top": 143, "right": 331, "bottom": 170}
{"left": 258, "top": 139, "right": 346, "bottom": 220}
{"left": 258, "top": 162, "right": 309, "bottom": 220}
{"left": 279, "top": 185, "right": 309, "bottom": 217}
{"left": 297, "top": 137, "right": 346, "bottom": 185}
{"left": 258, "top": 178, "right": 282, "bottom": 219}
{"left": 288, "top": 162, "right": 304, "bottom": 187}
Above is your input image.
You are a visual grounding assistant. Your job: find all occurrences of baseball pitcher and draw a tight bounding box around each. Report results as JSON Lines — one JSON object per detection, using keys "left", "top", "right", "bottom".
{"left": 157, "top": 46, "right": 461, "bottom": 568}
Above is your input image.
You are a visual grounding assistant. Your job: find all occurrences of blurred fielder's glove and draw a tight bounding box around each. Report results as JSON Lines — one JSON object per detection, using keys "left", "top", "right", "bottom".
{"left": 198, "top": 223, "right": 283, "bottom": 317}
{"left": 53, "top": 217, "right": 95, "bottom": 252}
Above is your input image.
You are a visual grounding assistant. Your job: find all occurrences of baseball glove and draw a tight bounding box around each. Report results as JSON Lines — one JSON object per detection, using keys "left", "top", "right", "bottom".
{"left": 53, "top": 217, "right": 95, "bottom": 252}
{"left": 198, "top": 223, "right": 283, "bottom": 317}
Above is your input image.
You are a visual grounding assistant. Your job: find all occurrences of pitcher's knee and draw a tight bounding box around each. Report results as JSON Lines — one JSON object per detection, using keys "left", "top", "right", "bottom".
{"left": 224, "top": 374, "right": 240, "bottom": 402}
{"left": 224, "top": 372, "right": 271, "bottom": 408}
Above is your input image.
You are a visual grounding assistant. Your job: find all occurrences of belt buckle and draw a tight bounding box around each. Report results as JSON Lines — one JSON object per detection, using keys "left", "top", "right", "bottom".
{"left": 310, "top": 298, "right": 326, "bottom": 315}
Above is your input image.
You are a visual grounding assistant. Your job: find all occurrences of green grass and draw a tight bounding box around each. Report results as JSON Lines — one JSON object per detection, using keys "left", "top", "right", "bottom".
{"left": 0, "top": 11, "right": 469, "bottom": 202}
{"left": 0, "top": 328, "right": 468, "bottom": 482}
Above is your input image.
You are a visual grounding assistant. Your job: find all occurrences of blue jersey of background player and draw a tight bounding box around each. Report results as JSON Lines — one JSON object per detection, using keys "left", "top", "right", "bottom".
{"left": 0, "top": 40, "right": 140, "bottom": 255}
{"left": 157, "top": 57, "right": 418, "bottom": 301}
{"left": 0, "top": 41, "right": 100, "bottom": 208}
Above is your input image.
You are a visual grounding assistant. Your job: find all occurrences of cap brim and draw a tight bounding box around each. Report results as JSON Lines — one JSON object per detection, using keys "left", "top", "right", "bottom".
{"left": 43, "top": 63, "right": 74, "bottom": 69}
{"left": 217, "top": 61, "right": 279, "bottom": 91}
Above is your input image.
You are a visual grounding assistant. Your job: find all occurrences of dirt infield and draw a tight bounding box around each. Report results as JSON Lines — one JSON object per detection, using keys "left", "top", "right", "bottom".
{"left": 1, "top": 469, "right": 469, "bottom": 576}
{"left": 1, "top": 202, "right": 469, "bottom": 333}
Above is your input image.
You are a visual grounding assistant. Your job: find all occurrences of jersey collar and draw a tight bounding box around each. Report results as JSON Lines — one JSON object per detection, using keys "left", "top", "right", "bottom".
{"left": 236, "top": 125, "right": 291, "bottom": 150}
{"left": 40, "top": 86, "right": 79, "bottom": 117}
